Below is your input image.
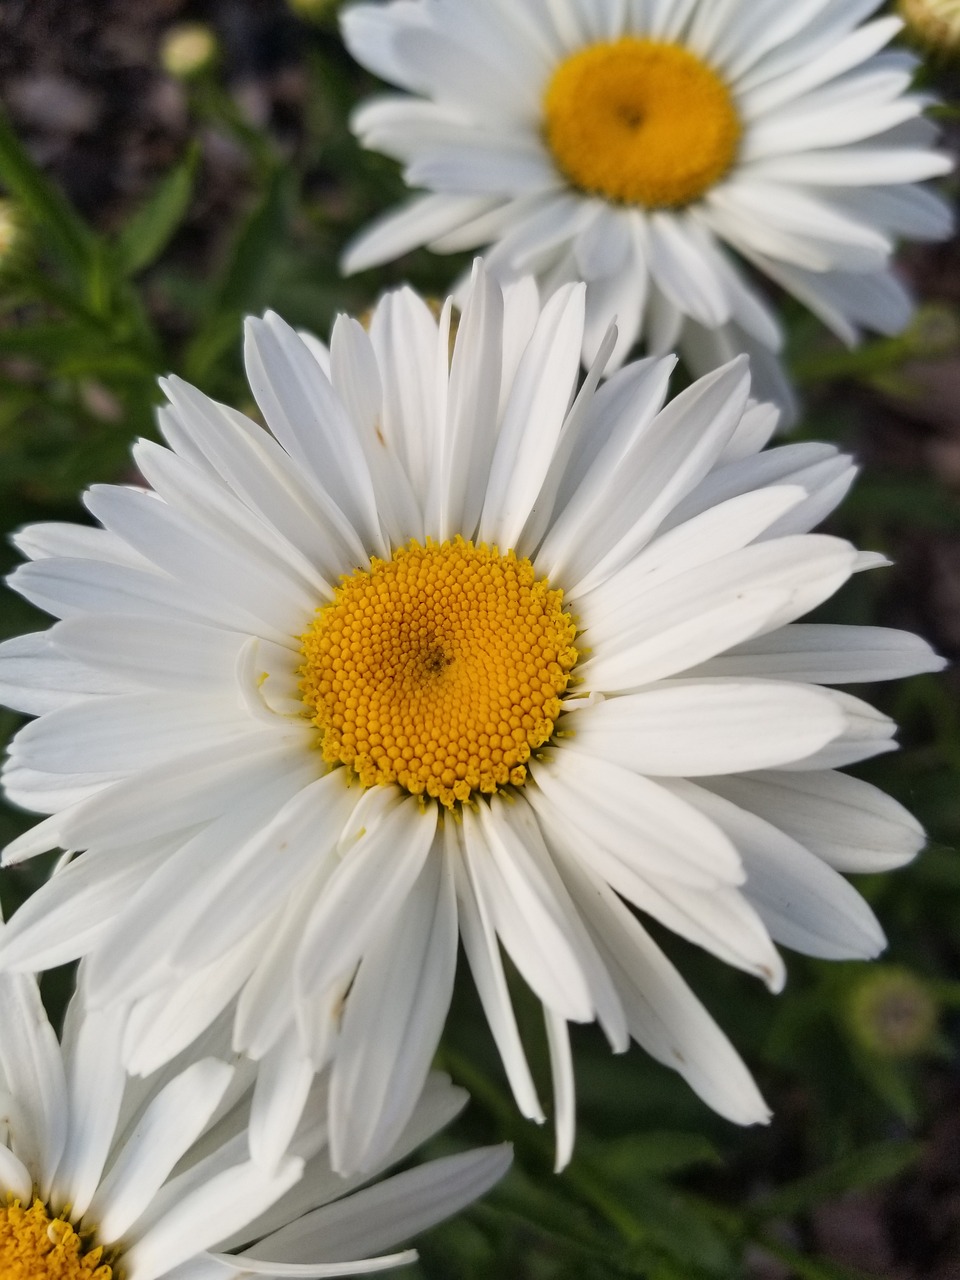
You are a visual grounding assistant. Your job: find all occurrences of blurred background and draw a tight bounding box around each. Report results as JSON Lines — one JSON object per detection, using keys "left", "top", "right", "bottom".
{"left": 0, "top": 1, "right": 958, "bottom": 1276}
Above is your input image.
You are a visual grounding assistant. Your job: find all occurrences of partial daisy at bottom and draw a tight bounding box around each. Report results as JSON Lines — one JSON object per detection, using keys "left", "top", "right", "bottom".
{"left": 0, "top": 959, "right": 510, "bottom": 1280}
{"left": 0, "top": 265, "right": 944, "bottom": 1176}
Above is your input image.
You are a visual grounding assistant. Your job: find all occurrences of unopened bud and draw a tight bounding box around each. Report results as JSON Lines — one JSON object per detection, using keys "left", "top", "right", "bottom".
{"left": 905, "top": 303, "right": 960, "bottom": 358}
{"left": 0, "top": 200, "right": 21, "bottom": 262}
{"left": 846, "top": 967, "right": 938, "bottom": 1058}
{"left": 899, "top": 0, "right": 960, "bottom": 54}
{"left": 160, "top": 23, "right": 219, "bottom": 80}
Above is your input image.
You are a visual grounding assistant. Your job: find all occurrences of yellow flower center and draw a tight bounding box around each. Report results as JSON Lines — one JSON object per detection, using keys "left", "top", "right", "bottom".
{"left": 543, "top": 37, "right": 741, "bottom": 208}
{"left": 299, "top": 539, "right": 578, "bottom": 809}
{"left": 0, "top": 1200, "right": 112, "bottom": 1280}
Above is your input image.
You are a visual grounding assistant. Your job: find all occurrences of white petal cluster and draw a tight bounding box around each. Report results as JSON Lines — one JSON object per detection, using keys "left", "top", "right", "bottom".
{"left": 0, "top": 267, "right": 941, "bottom": 1177}
{"left": 0, "top": 961, "right": 510, "bottom": 1279}
{"left": 342, "top": 0, "right": 953, "bottom": 415}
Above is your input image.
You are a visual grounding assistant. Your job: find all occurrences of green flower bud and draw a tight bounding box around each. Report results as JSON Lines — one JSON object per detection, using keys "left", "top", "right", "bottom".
{"left": 160, "top": 23, "right": 219, "bottom": 80}
{"left": 846, "top": 967, "right": 938, "bottom": 1058}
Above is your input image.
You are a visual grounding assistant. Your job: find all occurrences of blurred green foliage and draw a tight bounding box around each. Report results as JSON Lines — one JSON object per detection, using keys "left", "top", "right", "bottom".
{"left": 0, "top": 11, "right": 958, "bottom": 1279}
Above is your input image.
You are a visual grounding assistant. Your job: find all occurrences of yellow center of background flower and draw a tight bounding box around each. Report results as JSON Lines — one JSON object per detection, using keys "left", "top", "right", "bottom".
{"left": 543, "top": 37, "right": 741, "bottom": 208}
{"left": 300, "top": 539, "right": 578, "bottom": 809}
{"left": 0, "top": 1200, "right": 112, "bottom": 1280}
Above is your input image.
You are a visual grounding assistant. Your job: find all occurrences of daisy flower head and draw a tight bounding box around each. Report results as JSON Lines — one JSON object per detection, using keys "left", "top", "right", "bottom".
{"left": 341, "top": 0, "right": 954, "bottom": 414}
{"left": 0, "top": 266, "right": 944, "bottom": 1176}
{"left": 0, "top": 961, "right": 511, "bottom": 1280}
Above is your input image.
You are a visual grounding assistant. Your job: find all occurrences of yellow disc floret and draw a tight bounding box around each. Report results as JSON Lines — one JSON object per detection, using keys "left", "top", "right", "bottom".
{"left": 0, "top": 1199, "right": 112, "bottom": 1280}
{"left": 300, "top": 538, "right": 578, "bottom": 809}
{"left": 543, "top": 37, "right": 741, "bottom": 208}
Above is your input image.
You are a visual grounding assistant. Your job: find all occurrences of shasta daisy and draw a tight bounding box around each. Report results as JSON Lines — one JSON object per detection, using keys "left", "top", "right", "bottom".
{"left": 341, "top": 0, "right": 953, "bottom": 411}
{"left": 0, "top": 958, "right": 510, "bottom": 1280}
{"left": 0, "top": 266, "right": 943, "bottom": 1174}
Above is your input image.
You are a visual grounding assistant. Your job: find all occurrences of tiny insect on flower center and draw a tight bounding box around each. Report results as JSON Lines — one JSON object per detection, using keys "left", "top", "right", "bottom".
{"left": 0, "top": 1199, "right": 112, "bottom": 1280}
{"left": 299, "top": 538, "right": 579, "bottom": 809}
{"left": 543, "top": 37, "right": 741, "bottom": 208}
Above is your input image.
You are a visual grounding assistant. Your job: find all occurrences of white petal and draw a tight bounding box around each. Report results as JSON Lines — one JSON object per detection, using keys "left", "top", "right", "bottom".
{"left": 168, "top": 773, "right": 358, "bottom": 973}
{"left": 461, "top": 801, "right": 594, "bottom": 1022}
{"left": 544, "top": 1009, "right": 575, "bottom": 1173}
{"left": 528, "top": 749, "right": 742, "bottom": 888}
{"left": 122, "top": 1157, "right": 304, "bottom": 1280}
{"left": 242, "top": 314, "right": 382, "bottom": 555}
{"left": 10, "top": 693, "right": 256, "bottom": 777}
{"left": 778, "top": 688, "right": 897, "bottom": 770}
{"left": 450, "top": 835, "right": 544, "bottom": 1122}
{"left": 581, "top": 534, "right": 859, "bottom": 663}
{"left": 567, "top": 679, "right": 846, "bottom": 775}
{"left": 692, "top": 623, "right": 946, "bottom": 683}
{"left": 50, "top": 615, "right": 246, "bottom": 692}
{"left": 0, "top": 839, "right": 172, "bottom": 972}
{"left": 236, "top": 1146, "right": 511, "bottom": 1270}
{"left": 249, "top": 1039, "right": 316, "bottom": 1175}
{"left": 479, "top": 282, "right": 585, "bottom": 550}
{"left": 705, "top": 769, "right": 926, "bottom": 872}
{"left": 367, "top": 286, "right": 444, "bottom": 502}
{"left": 555, "top": 851, "right": 771, "bottom": 1125}
{"left": 427, "top": 260, "right": 505, "bottom": 541}
{"left": 329, "top": 850, "right": 457, "bottom": 1175}
{"left": 0, "top": 1144, "right": 32, "bottom": 1203}
{"left": 84, "top": 763, "right": 317, "bottom": 1008}
{"left": 673, "top": 781, "right": 886, "bottom": 960}
{"left": 121, "top": 924, "right": 272, "bottom": 1078}
{"left": 54, "top": 730, "right": 313, "bottom": 857}
{"left": 542, "top": 357, "right": 752, "bottom": 593}
{"left": 576, "top": 486, "right": 806, "bottom": 629}
{"left": 342, "top": 193, "right": 498, "bottom": 275}
{"left": 0, "top": 969, "right": 67, "bottom": 1187}
{"left": 87, "top": 1060, "right": 235, "bottom": 1243}
{"left": 0, "top": 631, "right": 141, "bottom": 715}
{"left": 12, "top": 521, "right": 152, "bottom": 568}
{"left": 296, "top": 797, "right": 437, "bottom": 1001}
{"left": 51, "top": 1004, "right": 127, "bottom": 1217}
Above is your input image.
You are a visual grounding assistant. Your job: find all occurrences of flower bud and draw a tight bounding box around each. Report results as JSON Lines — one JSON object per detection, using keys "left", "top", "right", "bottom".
{"left": 899, "top": 0, "right": 960, "bottom": 55}
{"left": 160, "top": 22, "right": 219, "bottom": 80}
{"left": 846, "top": 967, "right": 938, "bottom": 1058}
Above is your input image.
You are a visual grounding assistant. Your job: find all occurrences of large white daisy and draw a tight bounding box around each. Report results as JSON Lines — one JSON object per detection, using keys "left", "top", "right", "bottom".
{"left": 341, "top": 0, "right": 953, "bottom": 411}
{"left": 0, "top": 959, "right": 510, "bottom": 1280}
{"left": 0, "top": 268, "right": 943, "bottom": 1176}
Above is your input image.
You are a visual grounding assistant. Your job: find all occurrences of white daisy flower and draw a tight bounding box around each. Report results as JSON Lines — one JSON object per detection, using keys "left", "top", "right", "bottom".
{"left": 0, "top": 268, "right": 943, "bottom": 1176}
{"left": 341, "top": 0, "right": 954, "bottom": 413}
{"left": 0, "top": 960, "right": 510, "bottom": 1280}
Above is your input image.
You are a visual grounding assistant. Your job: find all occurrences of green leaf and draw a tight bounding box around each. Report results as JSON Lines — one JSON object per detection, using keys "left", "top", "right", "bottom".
{"left": 624, "top": 1181, "right": 735, "bottom": 1275}
{"left": 116, "top": 144, "right": 200, "bottom": 276}
{"left": 0, "top": 107, "right": 97, "bottom": 277}
{"left": 590, "top": 1131, "right": 722, "bottom": 1182}
{"left": 759, "top": 1239, "right": 878, "bottom": 1280}
{"left": 755, "top": 1140, "right": 922, "bottom": 1219}
{"left": 213, "top": 165, "right": 294, "bottom": 312}
{"left": 184, "top": 165, "right": 294, "bottom": 383}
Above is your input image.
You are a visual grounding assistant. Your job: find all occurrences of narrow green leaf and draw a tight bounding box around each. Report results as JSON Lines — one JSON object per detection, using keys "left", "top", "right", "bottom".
{"left": 116, "top": 144, "right": 200, "bottom": 276}
{"left": 213, "top": 165, "right": 293, "bottom": 312}
{"left": 183, "top": 165, "right": 293, "bottom": 382}
{"left": 756, "top": 1140, "right": 922, "bottom": 1219}
{"left": 0, "top": 107, "right": 97, "bottom": 276}
{"left": 594, "top": 1131, "right": 722, "bottom": 1182}
{"left": 759, "top": 1239, "right": 879, "bottom": 1280}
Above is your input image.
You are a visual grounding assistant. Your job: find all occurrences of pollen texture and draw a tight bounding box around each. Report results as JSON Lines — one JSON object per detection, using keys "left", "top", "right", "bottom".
{"left": 300, "top": 538, "right": 579, "bottom": 808}
{"left": 0, "top": 1199, "right": 112, "bottom": 1280}
{"left": 543, "top": 37, "right": 741, "bottom": 208}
